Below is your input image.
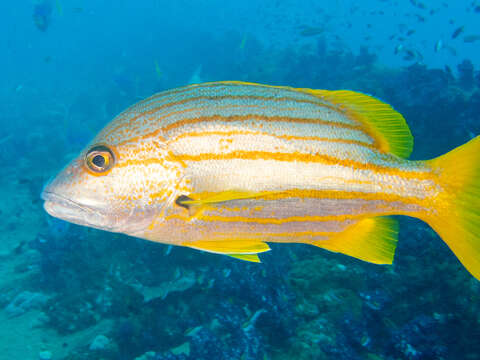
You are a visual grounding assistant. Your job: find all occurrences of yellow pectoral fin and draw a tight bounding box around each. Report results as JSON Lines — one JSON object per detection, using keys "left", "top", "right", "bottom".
{"left": 180, "top": 190, "right": 277, "bottom": 206}
{"left": 312, "top": 216, "right": 399, "bottom": 265}
{"left": 182, "top": 239, "right": 271, "bottom": 256}
{"left": 176, "top": 191, "right": 276, "bottom": 221}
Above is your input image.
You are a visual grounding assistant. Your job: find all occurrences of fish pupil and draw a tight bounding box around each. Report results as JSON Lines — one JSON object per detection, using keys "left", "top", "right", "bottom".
{"left": 92, "top": 154, "right": 105, "bottom": 168}
{"left": 84, "top": 144, "right": 115, "bottom": 174}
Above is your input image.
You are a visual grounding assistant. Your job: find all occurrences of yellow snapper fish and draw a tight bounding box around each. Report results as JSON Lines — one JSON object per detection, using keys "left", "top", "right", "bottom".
{"left": 42, "top": 81, "right": 480, "bottom": 280}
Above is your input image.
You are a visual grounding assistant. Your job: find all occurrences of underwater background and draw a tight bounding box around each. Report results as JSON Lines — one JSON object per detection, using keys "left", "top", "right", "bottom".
{"left": 1, "top": 0, "right": 480, "bottom": 359}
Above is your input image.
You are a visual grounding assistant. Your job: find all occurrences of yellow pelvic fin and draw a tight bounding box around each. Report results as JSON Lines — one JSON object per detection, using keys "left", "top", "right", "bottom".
{"left": 424, "top": 136, "right": 480, "bottom": 280}
{"left": 312, "top": 216, "right": 399, "bottom": 265}
{"left": 182, "top": 239, "right": 271, "bottom": 255}
{"left": 228, "top": 253, "right": 261, "bottom": 262}
{"left": 305, "top": 89, "right": 414, "bottom": 158}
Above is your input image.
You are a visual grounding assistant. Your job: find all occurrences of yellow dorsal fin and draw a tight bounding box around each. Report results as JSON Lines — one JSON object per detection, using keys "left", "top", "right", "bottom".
{"left": 304, "top": 89, "right": 414, "bottom": 158}
{"left": 312, "top": 216, "right": 399, "bottom": 264}
{"left": 228, "top": 253, "right": 261, "bottom": 262}
{"left": 182, "top": 239, "right": 271, "bottom": 255}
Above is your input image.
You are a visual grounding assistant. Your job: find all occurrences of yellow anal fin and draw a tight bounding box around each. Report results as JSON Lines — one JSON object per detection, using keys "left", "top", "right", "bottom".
{"left": 312, "top": 216, "right": 399, "bottom": 265}
{"left": 228, "top": 253, "right": 261, "bottom": 262}
{"left": 182, "top": 239, "right": 270, "bottom": 255}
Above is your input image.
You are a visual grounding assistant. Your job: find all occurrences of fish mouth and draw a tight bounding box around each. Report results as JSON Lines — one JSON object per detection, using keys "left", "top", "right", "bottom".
{"left": 41, "top": 190, "right": 113, "bottom": 231}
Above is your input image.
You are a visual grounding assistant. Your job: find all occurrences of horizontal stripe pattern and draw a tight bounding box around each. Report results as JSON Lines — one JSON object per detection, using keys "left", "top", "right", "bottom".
{"left": 167, "top": 129, "right": 375, "bottom": 148}
{"left": 108, "top": 82, "right": 346, "bottom": 130}
{"left": 182, "top": 158, "right": 437, "bottom": 200}
{"left": 99, "top": 82, "right": 371, "bottom": 146}
{"left": 190, "top": 189, "right": 432, "bottom": 208}
{"left": 175, "top": 150, "right": 426, "bottom": 177}
{"left": 142, "top": 216, "right": 353, "bottom": 244}
{"left": 166, "top": 130, "right": 410, "bottom": 170}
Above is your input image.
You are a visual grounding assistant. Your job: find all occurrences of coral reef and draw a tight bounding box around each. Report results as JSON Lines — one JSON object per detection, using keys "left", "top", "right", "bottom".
{"left": 1, "top": 27, "right": 479, "bottom": 360}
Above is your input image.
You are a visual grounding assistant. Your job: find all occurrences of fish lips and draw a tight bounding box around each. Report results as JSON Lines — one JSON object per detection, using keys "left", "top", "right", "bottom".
{"left": 41, "top": 190, "right": 116, "bottom": 232}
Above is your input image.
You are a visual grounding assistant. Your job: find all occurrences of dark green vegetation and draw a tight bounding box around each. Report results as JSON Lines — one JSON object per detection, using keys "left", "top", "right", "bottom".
{"left": 2, "top": 34, "right": 480, "bottom": 359}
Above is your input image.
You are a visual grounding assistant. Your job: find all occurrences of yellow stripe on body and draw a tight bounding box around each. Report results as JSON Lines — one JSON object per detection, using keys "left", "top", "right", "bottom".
{"left": 166, "top": 186, "right": 429, "bottom": 243}
{"left": 114, "top": 143, "right": 437, "bottom": 204}
{"left": 114, "top": 152, "right": 437, "bottom": 205}
{"left": 160, "top": 196, "right": 425, "bottom": 246}
{"left": 167, "top": 129, "right": 377, "bottom": 150}
{"left": 189, "top": 188, "right": 433, "bottom": 207}
{"left": 160, "top": 113, "right": 363, "bottom": 134}
{"left": 175, "top": 150, "right": 429, "bottom": 179}
{"left": 116, "top": 82, "right": 326, "bottom": 118}
{"left": 102, "top": 93, "right": 360, "bottom": 143}
{"left": 167, "top": 212, "right": 363, "bottom": 224}
{"left": 167, "top": 186, "right": 429, "bottom": 223}
{"left": 128, "top": 82, "right": 355, "bottom": 123}
{"left": 216, "top": 230, "right": 333, "bottom": 239}
{"left": 167, "top": 128, "right": 408, "bottom": 172}
{"left": 109, "top": 105, "right": 372, "bottom": 148}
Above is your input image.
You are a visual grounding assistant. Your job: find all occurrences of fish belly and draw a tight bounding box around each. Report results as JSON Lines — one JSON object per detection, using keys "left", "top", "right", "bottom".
{"left": 174, "top": 158, "right": 433, "bottom": 244}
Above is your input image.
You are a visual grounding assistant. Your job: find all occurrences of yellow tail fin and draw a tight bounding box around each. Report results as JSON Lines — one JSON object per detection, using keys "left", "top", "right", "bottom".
{"left": 425, "top": 136, "right": 480, "bottom": 280}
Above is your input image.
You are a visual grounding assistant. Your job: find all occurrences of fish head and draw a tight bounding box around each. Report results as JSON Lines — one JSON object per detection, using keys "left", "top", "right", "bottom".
{"left": 42, "top": 131, "right": 185, "bottom": 235}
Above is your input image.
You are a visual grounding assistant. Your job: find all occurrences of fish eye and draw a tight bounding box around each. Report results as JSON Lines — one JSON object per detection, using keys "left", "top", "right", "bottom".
{"left": 85, "top": 145, "right": 115, "bottom": 174}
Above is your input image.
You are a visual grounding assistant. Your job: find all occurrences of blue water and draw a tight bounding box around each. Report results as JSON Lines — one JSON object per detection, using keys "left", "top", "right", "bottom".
{"left": 1, "top": 1, "right": 479, "bottom": 359}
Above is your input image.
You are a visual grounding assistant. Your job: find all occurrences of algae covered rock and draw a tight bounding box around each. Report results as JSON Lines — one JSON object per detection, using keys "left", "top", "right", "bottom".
{"left": 134, "top": 351, "right": 157, "bottom": 360}
{"left": 5, "top": 291, "right": 50, "bottom": 318}
{"left": 38, "top": 351, "right": 53, "bottom": 360}
{"left": 89, "top": 334, "right": 111, "bottom": 351}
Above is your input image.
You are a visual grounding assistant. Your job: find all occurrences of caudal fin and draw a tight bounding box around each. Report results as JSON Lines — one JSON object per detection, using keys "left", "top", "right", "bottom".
{"left": 425, "top": 136, "right": 480, "bottom": 280}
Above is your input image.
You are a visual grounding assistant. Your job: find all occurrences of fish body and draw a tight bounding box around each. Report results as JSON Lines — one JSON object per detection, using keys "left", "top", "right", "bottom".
{"left": 33, "top": 0, "right": 53, "bottom": 32}
{"left": 452, "top": 26, "right": 464, "bottom": 39}
{"left": 42, "top": 82, "right": 480, "bottom": 280}
{"left": 464, "top": 35, "right": 480, "bottom": 43}
{"left": 299, "top": 26, "right": 325, "bottom": 37}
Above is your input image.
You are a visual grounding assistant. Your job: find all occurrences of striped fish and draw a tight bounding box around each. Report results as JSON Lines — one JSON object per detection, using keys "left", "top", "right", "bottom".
{"left": 42, "top": 81, "right": 480, "bottom": 280}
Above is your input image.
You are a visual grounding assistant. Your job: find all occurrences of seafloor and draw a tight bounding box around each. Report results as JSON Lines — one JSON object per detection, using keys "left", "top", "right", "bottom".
{"left": 1, "top": 39, "right": 480, "bottom": 360}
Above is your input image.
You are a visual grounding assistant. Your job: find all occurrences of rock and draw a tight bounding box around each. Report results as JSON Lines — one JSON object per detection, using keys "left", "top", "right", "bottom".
{"left": 89, "top": 334, "right": 110, "bottom": 351}
{"left": 170, "top": 342, "right": 190, "bottom": 356}
{"left": 295, "top": 301, "right": 319, "bottom": 317}
{"left": 134, "top": 351, "right": 156, "bottom": 360}
{"left": 5, "top": 291, "right": 49, "bottom": 318}
{"left": 38, "top": 350, "right": 52, "bottom": 360}
{"left": 140, "top": 269, "right": 196, "bottom": 302}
